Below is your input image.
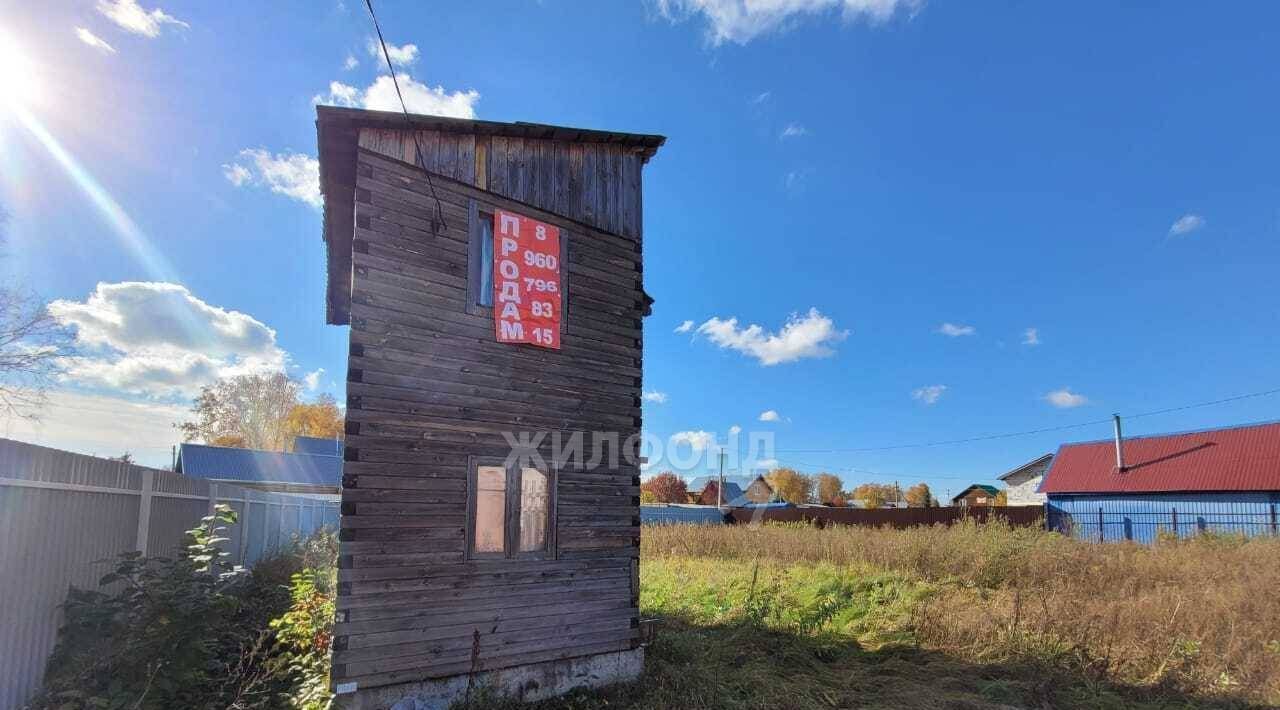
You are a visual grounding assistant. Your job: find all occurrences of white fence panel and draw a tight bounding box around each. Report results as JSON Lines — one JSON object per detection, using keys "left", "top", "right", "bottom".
{"left": 0, "top": 438, "right": 339, "bottom": 710}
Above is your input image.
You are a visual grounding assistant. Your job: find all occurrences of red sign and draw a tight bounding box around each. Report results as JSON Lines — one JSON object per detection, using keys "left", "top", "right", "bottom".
{"left": 493, "top": 209, "right": 561, "bottom": 349}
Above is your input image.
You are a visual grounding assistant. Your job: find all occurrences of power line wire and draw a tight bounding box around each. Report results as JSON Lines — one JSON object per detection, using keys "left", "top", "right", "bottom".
{"left": 776, "top": 385, "right": 1280, "bottom": 454}
{"left": 362, "top": 0, "right": 448, "bottom": 233}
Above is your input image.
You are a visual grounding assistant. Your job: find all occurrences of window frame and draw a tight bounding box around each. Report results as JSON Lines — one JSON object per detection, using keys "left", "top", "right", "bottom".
{"left": 465, "top": 455, "right": 557, "bottom": 561}
{"left": 466, "top": 199, "right": 494, "bottom": 317}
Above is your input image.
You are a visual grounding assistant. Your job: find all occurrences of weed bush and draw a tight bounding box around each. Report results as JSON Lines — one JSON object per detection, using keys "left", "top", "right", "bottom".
{"left": 642, "top": 521, "right": 1280, "bottom": 705}
{"left": 31, "top": 506, "right": 338, "bottom": 710}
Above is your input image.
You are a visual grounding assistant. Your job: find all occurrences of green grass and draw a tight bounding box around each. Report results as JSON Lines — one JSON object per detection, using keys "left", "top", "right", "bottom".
{"left": 452, "top": 557, "right": 1266, "bottom": 710}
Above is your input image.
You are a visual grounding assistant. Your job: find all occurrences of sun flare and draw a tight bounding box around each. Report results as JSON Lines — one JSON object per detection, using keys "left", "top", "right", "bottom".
{"left": 0, "top": 32, "right": 41, "bottom": 108}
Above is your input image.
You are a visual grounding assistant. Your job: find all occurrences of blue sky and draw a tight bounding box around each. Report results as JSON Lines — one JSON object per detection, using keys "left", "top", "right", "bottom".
{"left": 2, "top": 1, "right": 1278, "bottom": 498}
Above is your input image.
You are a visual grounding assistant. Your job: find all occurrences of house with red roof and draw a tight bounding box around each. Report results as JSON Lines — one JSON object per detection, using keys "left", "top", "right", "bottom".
{"left": 1041, "top": 419, "right": 1280, "bottom": 543}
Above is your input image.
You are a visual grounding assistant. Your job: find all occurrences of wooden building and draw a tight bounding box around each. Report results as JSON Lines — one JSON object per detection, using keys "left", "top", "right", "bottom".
{"left": 316, "top": 106, "right": 664, "bottom": 707}
{"left": 685, "top": 474, "right": 774, "bottom": 506}
{"left": 951, "top": 484, "right": 1000, "bottom": 508}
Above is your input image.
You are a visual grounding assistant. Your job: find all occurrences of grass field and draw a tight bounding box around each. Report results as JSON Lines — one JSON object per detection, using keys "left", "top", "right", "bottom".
{"left": 457, "top": 521, "right": 1280, "bottom": 710}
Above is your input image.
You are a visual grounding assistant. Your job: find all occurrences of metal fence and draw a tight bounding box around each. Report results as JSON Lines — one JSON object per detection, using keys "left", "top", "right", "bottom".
{"left": 0, "top": 438, "right": 340, "bottom": 710}
{"left": 1047, "top": 493, "right": 1280, "bottom": 544}
{"left": 640, "top": 504, "right": 727, "bottom": 525}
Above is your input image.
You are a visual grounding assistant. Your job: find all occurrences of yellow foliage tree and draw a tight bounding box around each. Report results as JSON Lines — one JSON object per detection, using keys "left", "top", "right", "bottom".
{"left": 766, "top": 467, "right": 814, "bottom": 504}
{"left": 283, "top": 394, "right": 345, "bottom": 447}
{"left": 904, "top": 482, "right": 935, "bottom": 508}
{"left": 813, "top": 473, "right": 844, "bottom": 506}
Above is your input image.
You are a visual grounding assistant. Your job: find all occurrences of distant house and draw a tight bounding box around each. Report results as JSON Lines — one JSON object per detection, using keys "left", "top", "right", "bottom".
{"left": 175, "top": 436, "right": 342, "bottom": 499}
{"left": 1042, "top": 420, "right": 1280, "bottom": 543}
{"left": 686, "top": 474, "right": 774, "bottom": 506}
{"left": 952, "top": 484, "right": 1000, "bottom": 507}
{"left": 997, "top": 454, "right": 1052, "bottom": 505}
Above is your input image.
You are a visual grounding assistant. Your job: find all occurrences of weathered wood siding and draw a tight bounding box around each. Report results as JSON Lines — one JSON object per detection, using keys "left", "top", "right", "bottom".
{"left": 332, "top": 142, "right": 644, "bottom": 690}
{"left": 356, "top": 128, "right": 646, "bottom": 241}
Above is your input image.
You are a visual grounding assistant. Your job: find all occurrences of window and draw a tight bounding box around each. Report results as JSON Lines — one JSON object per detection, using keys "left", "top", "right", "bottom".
{"left": 519, "top": 467, "right": 549, "bottom": 552}
{"left": 473, "top": 465, "right": 506, "bottom": 554}
{"left": 467, "top": 199, "right": 494, "bottom": 312}
{"left": 467, "top": 457, "right": 555, "bottom": 560}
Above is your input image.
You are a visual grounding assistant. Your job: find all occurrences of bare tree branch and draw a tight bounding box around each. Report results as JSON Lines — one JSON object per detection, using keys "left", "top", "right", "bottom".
{"left": 0, "top": 213, "right": 76, "bottom": 420}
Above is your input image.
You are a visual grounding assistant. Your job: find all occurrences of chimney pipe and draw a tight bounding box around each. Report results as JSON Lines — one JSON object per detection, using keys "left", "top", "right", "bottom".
{"left": 1113, "top": 414, "right": 1125, "bottom": 471}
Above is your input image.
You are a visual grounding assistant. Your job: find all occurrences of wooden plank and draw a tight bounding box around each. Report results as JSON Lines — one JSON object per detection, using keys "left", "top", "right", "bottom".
{"left": 335, "top": 616, "right": 633, "bottom": 665}
{"left": 457, "top": 133, "right": 476, "bottom": 185}
{"left": 337, "top": 626, "right": 638, "bottom": 678}
{"left": 488, "top": 136, "right": 508, "bottom": 194}
{"left": 336, "top": 576, "right": 630, "bottom": 611}
{"left": 340, "top": 637, "right": 637, "bottom": 689}
{"left": 506, "top": 137, "right": 525, "bottom": 203}
{"left": 340, "top": 601, "right": 635, "bottom": 644}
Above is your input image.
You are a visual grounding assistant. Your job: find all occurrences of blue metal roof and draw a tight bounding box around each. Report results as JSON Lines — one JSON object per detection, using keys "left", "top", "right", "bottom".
{"left": 293, "top": 436, "right": 345, "bottom": 457}
{"left": 176, "top": 443, "right": 342, "bottom": 487}
{"left": 687, "top": 475, "right": 767, "bottom": 493}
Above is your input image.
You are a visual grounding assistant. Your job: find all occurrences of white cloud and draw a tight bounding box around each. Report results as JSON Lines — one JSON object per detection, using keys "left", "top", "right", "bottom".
{"left": 1168, "top": 213, "right": 1205, "bottom": 236}
{"left": 1045, "top": 387, "right": 1088, "bottom": 409}
{"left": 96, "top": 0, "right": 187, "bottom": 38}
{"left": 343, "top": 53, "right": 359, "bottom": 71}
{"left": 671, "top": 430, "right": 715, "bottom": 451}
{"left": 74, "top": 28, "right": 116, "bottom": 54}
{"left": 912, "top": 384, "right": 947, "bottom": 405}
{"left": 367, "top": 37, "right": 419, "bottom": 68}
{"left": 303, "top": 368, "right": 325, "bottom": 391}
{"left": 315, "top": 75, "right": 479, "bottom": 119}
{"left": 656, "top": 0, "right": 923, "bottom": 45}
{"left": 2, "top": 390, "right": 188, "bottom": 468}
{"left": 643, "top": 390, "right": 669, "bottom": 404}
{"left": 674, "top": 320, "right": 694, "bottom": 334}
{"left": 222, "top": 149, "right": 321, "bottom": 209}
{"left": 48, "top": 282, "right": 287, "bottom": 399}
{"left": 752, "top": 91, "right": 772, "bottom": 104}
{"left": 937, "top": 322, "right": 976, "bottom": 337}
{"left": 758, "top": 409, "right": 780, "bottom": 422}
{"left": 751, "top": 458, "right": 779, "bottom": 469}
{"left": 696, "top": 308, "right": 847, "bottom": 366}
{"left": 1022, "top": 327, "right": 1040, "bottom": 346}
{"left": 781, "top": 123, "right": 808, "bottom": 138}
{"left": 728, "top": 424, "right": 742, "bottom": 435}
{"left": 222, "top": 163, "right": 251, "bottom": 187}
{"left": 783, "top": 169, "right": 811, "bottom": 192}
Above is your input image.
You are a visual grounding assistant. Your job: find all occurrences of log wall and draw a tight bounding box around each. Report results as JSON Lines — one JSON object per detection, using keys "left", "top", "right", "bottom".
{"left": 332, "top": 141, "right": 644, "bottom": 691}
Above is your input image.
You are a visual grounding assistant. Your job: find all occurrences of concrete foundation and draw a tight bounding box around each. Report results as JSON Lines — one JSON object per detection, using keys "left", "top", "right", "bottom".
{"left": 338, "top": 648, "right": 644, "bottom": 710}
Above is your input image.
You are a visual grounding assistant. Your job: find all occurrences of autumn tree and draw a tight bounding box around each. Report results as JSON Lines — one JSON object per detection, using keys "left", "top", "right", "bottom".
{"left": 284, "top": 393, "right": 345, "bottom": 446}
{"left": 851, "top": 482, "right": 904, "bottom": 508}
{"left": 904, "top": 482, "right": 936, "bottom": 508}
{"left": 641, "top": 472, "right": 688, "bottom": 503}
{"left": 179, "top": 373, "right": 302, "bottom": 451}
{"left": 994, "top": 489, "right": 1008, "bottom": 506}
{"left": 766, "top": 467, "right": 814, "bottom": 504}
{"left": 813, "top": 473, "right": 844, "bottom": 506}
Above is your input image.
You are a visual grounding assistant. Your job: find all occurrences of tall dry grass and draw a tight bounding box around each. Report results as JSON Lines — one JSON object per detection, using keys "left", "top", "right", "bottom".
{"left": 642, "top": 521, "right": 1280, "bottom": 705}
